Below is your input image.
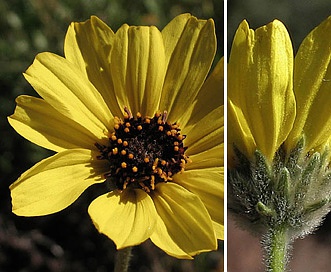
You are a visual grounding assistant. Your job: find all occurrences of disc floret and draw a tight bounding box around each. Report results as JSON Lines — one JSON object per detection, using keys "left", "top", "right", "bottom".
{"left": 96, "top": 107, "right": 189, "bottom": 192}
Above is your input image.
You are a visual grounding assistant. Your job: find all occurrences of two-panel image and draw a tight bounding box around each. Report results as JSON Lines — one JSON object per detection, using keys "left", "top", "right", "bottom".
{"left": 1, "top": 1, "right": 331, "bottom": 271}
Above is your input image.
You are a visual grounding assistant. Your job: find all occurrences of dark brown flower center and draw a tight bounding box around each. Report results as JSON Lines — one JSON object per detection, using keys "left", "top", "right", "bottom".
{"left": 95, "top": 107, "right": 189, "bottom": 192}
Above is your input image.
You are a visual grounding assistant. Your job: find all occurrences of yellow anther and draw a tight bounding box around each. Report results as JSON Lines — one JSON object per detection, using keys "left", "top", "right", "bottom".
{"left": 111, "top": 135, "right": 117, "bottom": 141}
{"left": 128, "top": 153, "right": 134, "bottom": 159}
{"left": 114, "top": 124, "right": 120, "bottom": 130}
{"left": 152, "top": 158, "right": 159, "bottom": 170}
{"left": 121, "top": 162, "right": 127, "bottom": 168}
{"left": 144, "top": 157, "right": 150, "bottom": 163}
{"left": 158, "top": 126, "right": 164, "bottom": 131}
{"left": 174, "top": 146, "right": 179, "bottom": 152}
{"left": 137, "top": 112, "right": 142, "bottom": 118}
{"left": 145, "top": 118, "right": 151, "bottom": 124}
{"left": 112, "top": 148, "right": 118, "bottom": 155}
{"left": 161, "top": 160, "right": 166, "bottom": 166}
{"left": 121, "top": 150, "right": 127, "bottom": 156}
{"left": 117, "top": 139, "right": 123, "bottom": 144}
{"left": 137, "top": 125, "right": 143, "bottom": 131}
{"left": 151, "top": 175, "right": 155, "bottom": 190}
{"left": 124, "top": 127, "right": 130, "bottom": 133}
{"left": 126, "top": 122, "right": 131, "bottom": 127}
{"left": 166, "top": 131, "right": 171, "bottom": 136}
{"left": 177, "top": 135, "right": 183, "bottom": 141}
{"left": 123, "top": 141, "right": 128, "bottom": 146}
{"left": 132, "top": 166, "right": 138, "bottom": 172}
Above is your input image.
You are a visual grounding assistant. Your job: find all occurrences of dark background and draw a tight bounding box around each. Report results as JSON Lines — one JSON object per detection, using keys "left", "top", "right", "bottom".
{"left": 228, "top": 1, "right": 331, "bottom": 271}
{"left": 0, "top": 0, "right": 223, "bottom": 271}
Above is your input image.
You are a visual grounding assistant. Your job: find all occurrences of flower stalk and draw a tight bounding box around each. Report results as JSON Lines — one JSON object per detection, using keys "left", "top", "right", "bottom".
{"left": 264, "top": 225, "right": 290, "bottom": 272}
{"left": 114, "top": 247, "right": 133, "bottom": 272}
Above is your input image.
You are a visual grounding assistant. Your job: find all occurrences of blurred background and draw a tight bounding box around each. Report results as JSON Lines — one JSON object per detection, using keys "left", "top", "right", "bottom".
{"left": 0, "top": 0, "right": 223, "bottom": 271}
{"left": 228, "top": 1, "right": 331, "bottom": 271}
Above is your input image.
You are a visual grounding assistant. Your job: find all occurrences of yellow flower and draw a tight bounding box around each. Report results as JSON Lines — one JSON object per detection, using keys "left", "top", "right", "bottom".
{"left": 8, "top": 14, "right": 223, "bottom": 259}
{"left": 228, "top": 17, "right": 331, "bottom": 270}
{"left": 228, "top": 16, "right": 331, "bottom": 166}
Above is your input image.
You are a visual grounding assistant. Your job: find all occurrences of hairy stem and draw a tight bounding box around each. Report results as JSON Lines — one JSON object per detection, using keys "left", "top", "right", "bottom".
{"left": 264, "top": 225, "right": 291, "bottom": 272}
{"left": 114, "top": 246, "right": 133, "bottom": 272}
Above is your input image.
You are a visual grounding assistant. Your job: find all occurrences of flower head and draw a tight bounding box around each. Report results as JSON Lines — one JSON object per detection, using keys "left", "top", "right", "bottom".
{"left": 228, "top": 17, "right": 331, "bottom": 239}
{"left": 8, "top": 14, "right": 223, "bottom": 259}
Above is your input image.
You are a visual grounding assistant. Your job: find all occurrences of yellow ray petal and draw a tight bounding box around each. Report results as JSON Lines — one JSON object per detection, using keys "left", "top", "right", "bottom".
{"left": 181, "top": 57, "right": 224, "bottom": 129}
{"left": 228, "top": 20, "right": 295, "bottom": 162}
{"left": 160, "top": 14, "right": 216, "bottom": 122}
{"left": 10, "top": 149, "right": 107, "bottom": 216}
{"left": 8, "top": 95, "right": 105, "bottom": 152}
{"left": 88, "top": 189, "right": 157, "bottom": 249}
{"left": 186, "top": 144, "right": 223, "bottom": 170}
{"left": 64, "top": 16, "right": 124, "bottom": 117}
{"left": 174, "top": 168, "right": 224, "bottom": 240}
{"left": 150, "top": 218, "right": 193, "bottom": 259}
{"left": 110, "top": 24, "right": 166, "bottom": 116}
{"left": 287, "top": 16, "right": 331, "bottom": 152}
{"left": 24, "top": 52, "right": 113, "bottom": 137}
{"left": 227, "top": 99, "right": 256, "bottom": 167}
{"left": 150, "top": 183, "right": 217, "bottom": 259}
{"left": 184, "top": 106, "right": 223, "bottom": 155}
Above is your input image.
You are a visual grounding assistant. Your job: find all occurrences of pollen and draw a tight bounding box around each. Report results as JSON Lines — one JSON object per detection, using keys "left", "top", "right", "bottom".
{"left": 95, "top": 108, "right": 189, "bottom": 192}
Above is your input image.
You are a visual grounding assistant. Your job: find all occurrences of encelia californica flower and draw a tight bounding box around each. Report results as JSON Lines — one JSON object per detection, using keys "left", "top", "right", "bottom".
{"left": 228, "top": 16, "right": 331, "bottom": 270}
{"left": 8, "top": 14, "right": 224, "bottom": 259}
